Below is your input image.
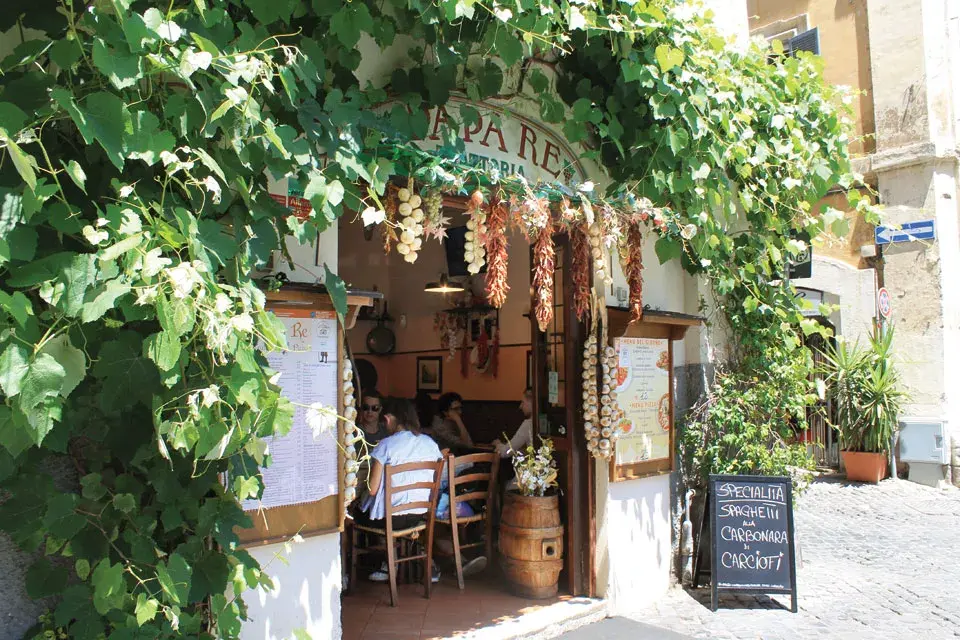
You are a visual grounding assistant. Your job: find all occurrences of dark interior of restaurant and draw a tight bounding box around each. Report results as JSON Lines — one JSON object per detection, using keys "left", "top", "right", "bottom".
{"left": 335, "top": 198, "right": 585, "bottom": 639}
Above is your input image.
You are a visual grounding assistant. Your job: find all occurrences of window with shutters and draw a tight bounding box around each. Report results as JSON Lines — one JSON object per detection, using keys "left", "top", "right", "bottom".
{"left": 752, "top": 15, "right": 820, "bottom": 59}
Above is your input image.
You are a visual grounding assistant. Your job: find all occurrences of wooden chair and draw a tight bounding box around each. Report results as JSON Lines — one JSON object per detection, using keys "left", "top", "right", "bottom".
{"left": 349, "top": 459, "right": 444, "bottom": 607}
{"left": 434, "top": 451, "right": 500, "bottom": 590}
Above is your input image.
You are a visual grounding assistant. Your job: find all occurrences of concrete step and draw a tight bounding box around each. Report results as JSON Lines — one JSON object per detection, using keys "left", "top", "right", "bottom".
{"left": 554, "top": 616, "right": 695, "bottom": 640}
{"left": 449, "top": 597, "right": 607, "bottom": 640}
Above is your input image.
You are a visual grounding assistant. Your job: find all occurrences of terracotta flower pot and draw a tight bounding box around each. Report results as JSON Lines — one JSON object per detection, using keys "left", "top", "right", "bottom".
{"left": 841, "top": 451, "right": 889, "bottom": 483}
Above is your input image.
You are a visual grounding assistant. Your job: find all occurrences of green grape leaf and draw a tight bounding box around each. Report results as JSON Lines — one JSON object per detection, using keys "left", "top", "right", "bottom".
{"left": 38, "top": 334, "right": 87, "bottom": 398}
{"left": 144, "top": 331, "right": 182, "bottom": 372}
{"left": 655, "top": 236, "right": 683, "bottom": 264}
{"left": 51, "top": 89, "right": 131, "bottom": 171}
{"left": 135, "top": 593, "right": 160, "bottom": 626}
{"left": 81, "top": 279, "right": 132, "bottom": 323}
{"left": 324, "top": 264, "right": 348, "bottom": 321}
{"left": 493, "top": 29, "right": 524, "bottom": 67}
{"left": 91, "top": 559, "right": 127, "bottom": 614}
{"left": 60, "top": 159, "right": 88, "bottom": 193}
{"left": 91, "top": 39, "right": 142, "bottom": 90}
{"left": 157, "top": 553, "right": 191, "bottom": 605}
{"left": 0, "top": 343, "right": 30, "bottom": 397}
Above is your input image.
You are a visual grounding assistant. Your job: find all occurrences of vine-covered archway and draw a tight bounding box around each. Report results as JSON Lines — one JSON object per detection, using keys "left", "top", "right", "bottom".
{"left": 0, "top": 0, "right": 875, "bottom": 636}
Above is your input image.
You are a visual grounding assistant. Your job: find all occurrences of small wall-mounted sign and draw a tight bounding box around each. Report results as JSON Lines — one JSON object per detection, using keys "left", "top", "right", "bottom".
{"left": 875, "top": 220, "right": 936, "bottom": 245}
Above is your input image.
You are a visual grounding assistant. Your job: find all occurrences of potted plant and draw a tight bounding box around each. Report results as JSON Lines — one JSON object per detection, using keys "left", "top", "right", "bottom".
{"left": 498, "top": 438, "right": 563, "bottom": 598}
{"left": 818, "top": 325, "right": 907, "bottom": 483}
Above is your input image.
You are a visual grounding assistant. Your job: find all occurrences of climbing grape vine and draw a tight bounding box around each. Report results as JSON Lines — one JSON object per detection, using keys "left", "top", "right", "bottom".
{"left": 0, "top": 0, "right": 872, "bottom": 637}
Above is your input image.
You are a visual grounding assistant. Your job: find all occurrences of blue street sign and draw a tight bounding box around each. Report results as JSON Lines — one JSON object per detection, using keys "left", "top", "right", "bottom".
{"left": 875, "top": 220, "right": 936, "bottom": 245}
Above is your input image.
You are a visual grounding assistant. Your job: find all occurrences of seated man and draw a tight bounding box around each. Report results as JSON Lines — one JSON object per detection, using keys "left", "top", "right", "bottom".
{"left": 496, "top": 388, "right": 533, "bottom": 458}
{"left": 431, "top": 392, "right": 474, "bottom": 452}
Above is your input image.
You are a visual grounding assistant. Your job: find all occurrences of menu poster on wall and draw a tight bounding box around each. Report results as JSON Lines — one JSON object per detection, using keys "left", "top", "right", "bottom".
{"left": 613, "top": 337, "right": 671, "bottom": 466}
{"left": 241, "top": 309, "right": 339, "bottom": 512}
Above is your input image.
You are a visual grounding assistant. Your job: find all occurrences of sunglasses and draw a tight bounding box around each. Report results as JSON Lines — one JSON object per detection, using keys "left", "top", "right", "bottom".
{"left": 361, "top": 404, "right": 381, "bottom": 412}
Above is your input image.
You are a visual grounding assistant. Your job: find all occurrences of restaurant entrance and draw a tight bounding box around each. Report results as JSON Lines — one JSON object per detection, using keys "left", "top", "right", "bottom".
{"left": 337, "top": 201, "right": 595, "bottom": 639}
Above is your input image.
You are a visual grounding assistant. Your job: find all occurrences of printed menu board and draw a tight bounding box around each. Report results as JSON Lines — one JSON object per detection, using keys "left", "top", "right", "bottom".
{"left": 613, "top": 337, "right": 671, "bottom": 465}
{"left": 242, "top": 308, "right": 339, "bottom": 511}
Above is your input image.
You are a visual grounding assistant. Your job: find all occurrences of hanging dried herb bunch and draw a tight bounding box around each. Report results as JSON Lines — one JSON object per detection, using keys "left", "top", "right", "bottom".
{"left": 485, "top": 190, "right": 510, "bottom": 308}
{"left": 621, "top": 222, "right": 645, "bottom": 323}
{"left": 533, "top": 217, "right": 556, "bottom": 332}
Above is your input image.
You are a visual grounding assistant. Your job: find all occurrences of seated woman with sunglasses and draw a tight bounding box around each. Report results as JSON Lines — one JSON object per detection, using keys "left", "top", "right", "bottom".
{"left": 357, "top": 390, "right": 391, "bottom": 448}
{"left": 354, "top": 398, "right": 445, "bottom": 583}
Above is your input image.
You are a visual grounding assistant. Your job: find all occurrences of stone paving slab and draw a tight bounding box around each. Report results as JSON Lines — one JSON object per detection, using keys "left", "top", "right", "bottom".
{"left": 624, "top": 477, "right": 960, "bottom": 639}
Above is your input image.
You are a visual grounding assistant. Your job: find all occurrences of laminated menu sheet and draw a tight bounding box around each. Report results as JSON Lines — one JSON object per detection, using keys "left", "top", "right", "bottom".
{"left": 242, "top": 308, "right": 339, "bottom": 512}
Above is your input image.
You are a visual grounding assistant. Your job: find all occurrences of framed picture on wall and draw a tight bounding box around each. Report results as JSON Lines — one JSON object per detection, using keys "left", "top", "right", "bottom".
{"left": 416, "top": 356, "right": 443, "bottom": 393}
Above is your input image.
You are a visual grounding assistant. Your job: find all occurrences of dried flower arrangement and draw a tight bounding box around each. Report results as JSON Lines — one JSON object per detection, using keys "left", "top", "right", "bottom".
{"left": 511, "top": 437, "right": 559, "bottom": 497}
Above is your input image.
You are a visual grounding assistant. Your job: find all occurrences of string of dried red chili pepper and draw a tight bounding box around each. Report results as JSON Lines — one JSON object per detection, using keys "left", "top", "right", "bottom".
{"left": 533, "top": 221, "right": 556, "bottom": 333}
{"left": 485, "top": 192, "right": 510, "bottom": 308}
{"left": 570, "top": 222, "right": 592, "bottom": 322}
{"left": 623, "top": 223, "right": 645, "bottom": 323}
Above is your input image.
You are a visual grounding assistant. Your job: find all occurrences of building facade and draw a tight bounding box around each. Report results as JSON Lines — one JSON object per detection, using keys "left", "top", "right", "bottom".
{"left": 750, "top": 0, "right": 960, "bottom": 486}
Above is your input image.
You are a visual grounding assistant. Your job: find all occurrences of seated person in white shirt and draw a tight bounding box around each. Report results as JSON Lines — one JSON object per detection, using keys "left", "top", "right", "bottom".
{"left": 353, "top": 398, "right": 444, "bottom": 583}
{"left": 495, "top": 388, "right": 534, "bottom": 458}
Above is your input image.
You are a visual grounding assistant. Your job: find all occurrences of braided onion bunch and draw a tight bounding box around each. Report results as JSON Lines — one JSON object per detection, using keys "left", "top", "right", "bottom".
{"left": 341, "top": 358, "right": 361, "bottom": 506}
{"left": 582, "top": 332, "right": 601, "bottom": 454}
{"left": 395, "top": 182, "right": 425, "bottom": 263}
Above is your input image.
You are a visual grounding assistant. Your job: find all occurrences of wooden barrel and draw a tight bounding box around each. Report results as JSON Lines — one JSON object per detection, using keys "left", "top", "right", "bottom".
{"left": 498, "top": 491, "right": 564, "bottom": 599}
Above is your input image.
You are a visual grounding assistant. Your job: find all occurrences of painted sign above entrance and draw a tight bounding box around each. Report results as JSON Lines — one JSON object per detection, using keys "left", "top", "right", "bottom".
{"left": 416, "top": 96, "right": 588, "bottom": 184}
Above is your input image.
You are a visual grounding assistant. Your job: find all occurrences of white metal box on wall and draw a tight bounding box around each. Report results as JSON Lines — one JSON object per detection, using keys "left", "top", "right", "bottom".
{"left": 898, "top": 419, "right": 949, "bottom": 487}
{"left": 899, "top": 419, "right": 949, "bottom": 464}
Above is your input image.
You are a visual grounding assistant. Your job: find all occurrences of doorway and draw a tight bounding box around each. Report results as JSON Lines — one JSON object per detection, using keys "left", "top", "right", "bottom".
{"left": 337, "top": 202, "right": 596, "bottom": 639}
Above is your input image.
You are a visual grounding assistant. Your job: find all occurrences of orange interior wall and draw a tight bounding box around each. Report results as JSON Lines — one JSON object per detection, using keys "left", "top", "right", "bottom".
{"left": 357, "top": 345, "right": 528, "bottom": 402}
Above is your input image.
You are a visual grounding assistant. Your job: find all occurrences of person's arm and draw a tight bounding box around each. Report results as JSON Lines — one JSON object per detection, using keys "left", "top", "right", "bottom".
{"left": 450, "top": 413, "right": 473, "bottom": 447}
{"left": 508, "top": 419, "right": 532, "bottom": 453}
{"left": 368, "top": 458, "right": 384, "bottom": 496}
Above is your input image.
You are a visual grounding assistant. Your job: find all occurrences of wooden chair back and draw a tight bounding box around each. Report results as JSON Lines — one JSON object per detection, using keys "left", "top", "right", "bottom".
{"left": 382, "top": 458, "right": 444, "bottom": 534}
{"left": 446, "top": 451, "right": 500, "bottom": 524}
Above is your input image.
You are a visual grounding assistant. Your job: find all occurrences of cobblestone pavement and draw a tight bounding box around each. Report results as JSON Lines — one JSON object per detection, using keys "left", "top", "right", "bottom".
{"left": 628, "top": 476, "right": 960, "bottom": 639}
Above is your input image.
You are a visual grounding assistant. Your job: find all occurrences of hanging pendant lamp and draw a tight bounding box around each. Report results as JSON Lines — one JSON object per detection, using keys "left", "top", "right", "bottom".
{"left": 424, "top": 273, "right": 465, "bottom": 294}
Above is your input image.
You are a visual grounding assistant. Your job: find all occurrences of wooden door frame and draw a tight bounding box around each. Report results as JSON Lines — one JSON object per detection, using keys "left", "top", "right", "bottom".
{"left": 529, "top": 232, "right": 595, "bottom": 597}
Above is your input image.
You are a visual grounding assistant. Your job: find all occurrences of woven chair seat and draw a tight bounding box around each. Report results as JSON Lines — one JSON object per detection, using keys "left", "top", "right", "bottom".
{"left": 436, "top": 514, "right": 485, "bottom": 525}
{"left": 354, "top": 522, "right": 426, "bottom": 538}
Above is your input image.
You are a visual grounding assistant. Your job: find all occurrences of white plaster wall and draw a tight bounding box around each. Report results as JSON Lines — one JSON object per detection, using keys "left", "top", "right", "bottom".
{"left": 240, "top": 534, "right": 342, "bottom": 640}
{"left": 603, "top": 475, "right": 674, "bottom": 613}
{"left": 273, "top": 226, "right": 340, "bottom": 283}
{"left": 792, "top": 256, "right": 877, "bottom": 341}
{"left": 605, "top": 232, "right": 688, "bottom": 313}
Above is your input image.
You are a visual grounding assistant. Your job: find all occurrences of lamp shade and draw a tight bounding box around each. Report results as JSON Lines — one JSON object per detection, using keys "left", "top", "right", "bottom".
{"left": 424, "top": 273, "right": 465, "bottom": 294}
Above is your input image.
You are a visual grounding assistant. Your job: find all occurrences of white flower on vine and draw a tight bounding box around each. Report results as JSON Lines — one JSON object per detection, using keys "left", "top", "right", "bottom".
{"left": 493, "top": 6, "right": 513, "bottom": 21}
{"left": 200, "top": 385, "right": 220, "bottom": 408}
{"left": 306, "top": 403, "right": 338, "bottom": 438}
{"left": 680, "top": 224, "right": 698, "bottom": 240}
{"left": 142, "top": 248, "right": 172, "bottom": 278}
{"left": 135, "top": 286, "right": 158, "bottom": 306}
{"left": 230, "top": 313, "right": 255, "bottom": 333}
{"left": 166, "top": 262, "right": 203, "bottom": 299}
{"left": 82, "top": 225, "right": 109, "bottom": 246}
{"left": 214, "top": 293, "right": 232, "bottom": 314}
{"left": 360, "top": 206, "right": 386, "bottom": 226}
{"left": 203, "top": 176, "right": 222, "bottom": 204}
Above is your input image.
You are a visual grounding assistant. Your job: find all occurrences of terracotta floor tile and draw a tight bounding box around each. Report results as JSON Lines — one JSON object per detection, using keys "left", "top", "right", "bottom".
{"left": 364, "top": 612, "right": 426, "bottom": 634}
{"left": 360, "top": 632, "right": 421, "bottom": 640}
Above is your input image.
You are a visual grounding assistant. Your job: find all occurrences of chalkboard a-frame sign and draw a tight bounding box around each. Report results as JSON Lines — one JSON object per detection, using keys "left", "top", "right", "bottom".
{"left": 698, "top": 474, "right": 798, "bottom": 613}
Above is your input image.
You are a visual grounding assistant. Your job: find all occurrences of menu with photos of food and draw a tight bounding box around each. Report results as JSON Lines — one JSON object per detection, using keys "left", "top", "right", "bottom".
{"left": 241, "top": 308, "right": 340, "bottom": 512}
{"left": 613, "top": 337, "right": 671, "bottom": 465}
